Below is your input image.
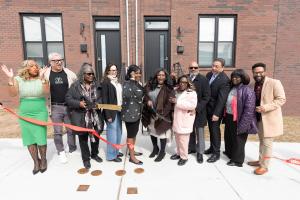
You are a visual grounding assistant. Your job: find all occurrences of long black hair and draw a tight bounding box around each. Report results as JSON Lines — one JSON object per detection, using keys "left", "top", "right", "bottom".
{"left": 148, "top": 68, "right": 173, "bottom": 90}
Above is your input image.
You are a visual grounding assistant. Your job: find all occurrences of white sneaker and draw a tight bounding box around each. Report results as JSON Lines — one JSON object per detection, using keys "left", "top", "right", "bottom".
{"left": 58, "top": 151, "right": 68, "bottom": 164}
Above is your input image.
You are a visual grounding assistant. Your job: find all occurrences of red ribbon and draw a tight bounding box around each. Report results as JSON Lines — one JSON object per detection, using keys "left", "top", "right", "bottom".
{"left": 2, "top": 106, "right": 134, "bottom": 150}
{"left": 264, "top": 156, "right": 300, "bottom": 166}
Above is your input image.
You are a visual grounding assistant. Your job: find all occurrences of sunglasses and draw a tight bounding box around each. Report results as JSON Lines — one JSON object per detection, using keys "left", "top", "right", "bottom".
{"left": 189, "top": 67, "right": 198, "bottom": 70}
{"left": 85, "top": 73, "right": 94, "bottom": 76}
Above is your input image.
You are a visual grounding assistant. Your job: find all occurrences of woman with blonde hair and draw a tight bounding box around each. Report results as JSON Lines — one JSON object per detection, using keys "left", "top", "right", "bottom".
{"left": 1, "top": 60, "right": 49, "bottom": 174}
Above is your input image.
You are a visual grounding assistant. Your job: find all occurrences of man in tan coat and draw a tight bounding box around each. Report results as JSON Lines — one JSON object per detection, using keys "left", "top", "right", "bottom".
{"left": 248, "top": 63, "right": 286, "bottom": 175}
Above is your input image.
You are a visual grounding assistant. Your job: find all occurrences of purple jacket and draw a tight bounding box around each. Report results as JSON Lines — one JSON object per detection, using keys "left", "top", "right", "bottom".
{"left": 236, "top": 84, "right": 258, "bottom": 134}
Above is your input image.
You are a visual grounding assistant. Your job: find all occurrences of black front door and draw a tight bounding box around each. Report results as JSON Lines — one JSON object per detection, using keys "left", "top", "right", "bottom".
{"left": 144, "top": 19, "right": 170, "bottom": 82}
{"left": 95, "top": 18, "right": 121, "bottom": 79}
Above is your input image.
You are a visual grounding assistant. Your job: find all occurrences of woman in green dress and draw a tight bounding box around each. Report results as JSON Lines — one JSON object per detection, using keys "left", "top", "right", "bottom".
{"left": 1, "top": 60, "right": 49, "bottom": 175}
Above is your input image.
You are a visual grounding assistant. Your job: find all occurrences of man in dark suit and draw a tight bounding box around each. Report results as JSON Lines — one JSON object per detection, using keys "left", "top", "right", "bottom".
{"left": 187, "top": 61, "right": 211, "bottom": 164}
{"left": 205, "top": 58, "right": 230, "bottom": 163}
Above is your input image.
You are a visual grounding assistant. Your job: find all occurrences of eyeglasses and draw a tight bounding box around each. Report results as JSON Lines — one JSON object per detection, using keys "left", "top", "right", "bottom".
{"left": 189, "top": 67, "right": 198, "bottom": 70}
{"left": 85, "top": 73, "right": 94, "bottom": 76}
{"left": 253, "top": 71, "right": 265, "bottom": 75}
{"left": 51, "top": 59, "right": 63, "bottom": 63}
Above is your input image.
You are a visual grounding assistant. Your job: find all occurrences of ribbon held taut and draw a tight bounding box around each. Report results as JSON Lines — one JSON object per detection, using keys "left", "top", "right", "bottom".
{"left": 0, "top": 103, "right": 133, "bottom": 150}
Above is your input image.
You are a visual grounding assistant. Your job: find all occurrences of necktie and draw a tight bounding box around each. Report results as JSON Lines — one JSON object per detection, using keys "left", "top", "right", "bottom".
{"left": 209, "top": 74, "right": 216, "bottom": 85}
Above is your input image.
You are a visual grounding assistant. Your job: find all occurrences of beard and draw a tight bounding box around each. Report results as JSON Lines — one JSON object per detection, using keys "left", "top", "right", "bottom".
{"left": 254, "top": 75, "right": 265, "bottom": 83}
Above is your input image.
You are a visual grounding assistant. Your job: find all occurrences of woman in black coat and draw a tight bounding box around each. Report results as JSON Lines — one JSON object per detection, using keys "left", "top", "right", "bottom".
{"left": 121, "top": 65, "right": 144, "bottom": 165}
{"left": 65, "top": 63, "right": 104, "bottom": 169}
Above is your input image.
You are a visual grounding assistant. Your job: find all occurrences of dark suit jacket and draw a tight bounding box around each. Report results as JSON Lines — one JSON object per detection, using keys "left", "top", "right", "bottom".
{"left": 191, "top": 73, "right": 211, "bottom": 127}
{"left": 206, "top": 71, "right": 230, "bottom": 118}
{"left": 101, "top": 78, "right": 119, "bottom": 122}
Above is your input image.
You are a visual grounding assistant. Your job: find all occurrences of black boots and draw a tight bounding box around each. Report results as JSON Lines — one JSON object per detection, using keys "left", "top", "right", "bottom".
{"left": 154, "top": 151, "right": 166, "bottom": 162}
{"left": 38, "top": 145, "right": 47, "bottom": 173}
{"left": 149, "top": 146, "right": 159, "bottom": 158}
{"left": 28, "top": 144, "right": 40, "bottom": 175}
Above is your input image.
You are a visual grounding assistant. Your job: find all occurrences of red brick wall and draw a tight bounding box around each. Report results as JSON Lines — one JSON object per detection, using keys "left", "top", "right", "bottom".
{"left": 0, "top": 0, "right": 299, "bottom": 115}
{"left": 274, "top": 0, "right": 300, "bottom": 115}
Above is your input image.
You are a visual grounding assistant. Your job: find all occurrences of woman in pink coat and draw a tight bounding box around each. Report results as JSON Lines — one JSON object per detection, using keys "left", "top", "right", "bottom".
{"left": 169, "top": 75, "right": 197, "bottom": 166}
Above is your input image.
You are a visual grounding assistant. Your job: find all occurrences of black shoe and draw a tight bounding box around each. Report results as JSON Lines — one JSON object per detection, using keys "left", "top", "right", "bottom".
{"left": 32, "top": 159, "right": 40, "bottom": 175}
{"left": 108, "top": 157, "right": 122, "bottom": 162}
{"left": 91, "top": 155, "right": 103, "bottom": 163}
{"left": 40, "top": 159, "right": 47, "bottom": 173}
{"left": 154, "top": 152, "right": 166, "bottom": 162}
{"left": 170, "top": 154, "right": 180, "bottom": 160}
{"left": 227, "top": 161, "right": 243, "bottom": 167}
{"left": 129, "top": 158, "right": 143, "bottom": 165}
{"left": 117, "top": 152, "right": 124, "bottom": 157}
{"left": 83, "top": 160, "right": 91, "bottom": 169}
{"left": 149, "top": 147, "right": 159, "bottom": 158}
{"left": 178, "top": 159, "right": 188, "bottom": 166}
{"left": 204, "top": 148, "right": 213, "bottom": 155}
{"left": 197, "top": 153, "right": 203, "bottom": 164}
{"left": 128, "top": 151, "right": 143, "bottom": 156}
{"left": 188, "top": 150, "right": 196, "bottom": 154}
{"left": 207, "top": 154, "right": 220, "bottom": 163}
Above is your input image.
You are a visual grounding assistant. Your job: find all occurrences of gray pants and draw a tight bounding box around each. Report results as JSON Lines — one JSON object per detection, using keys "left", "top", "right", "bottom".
{"left": 51, "top": 105, "right": 76, "bottom": 153}
{"left": 188, "top": 127, "right": 205, "bottom": 154}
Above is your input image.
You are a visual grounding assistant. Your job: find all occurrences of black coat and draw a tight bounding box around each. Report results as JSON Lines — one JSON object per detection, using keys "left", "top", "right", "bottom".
{"left": 206, "top": 71, "right": 230, "bottom": 118}
{"left": 65, "top": 81, "right": 104, "bottom": 135}
{"left": 101, "top": 78, "right": 119, "bottom": 122}
{"left": 191, "top": 73, "right": 211, "bottom": 127}
{"left": 121, "top": 80, "right": 144, "bottom": 122}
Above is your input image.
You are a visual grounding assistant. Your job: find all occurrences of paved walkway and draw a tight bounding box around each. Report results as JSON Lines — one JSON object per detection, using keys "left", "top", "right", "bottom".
{"left": 1, "top": 133, "right": 300, "bottom": 200}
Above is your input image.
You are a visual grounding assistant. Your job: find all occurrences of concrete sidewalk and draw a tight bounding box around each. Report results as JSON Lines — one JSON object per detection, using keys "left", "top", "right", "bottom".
{"left": 0, "top": 134, "right": 300, "bottom": 200}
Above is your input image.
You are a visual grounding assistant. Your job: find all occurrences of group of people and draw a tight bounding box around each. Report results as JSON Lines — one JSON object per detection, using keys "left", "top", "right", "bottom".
{"left": 0, "top": 53, "right": 286, "bottom": 176}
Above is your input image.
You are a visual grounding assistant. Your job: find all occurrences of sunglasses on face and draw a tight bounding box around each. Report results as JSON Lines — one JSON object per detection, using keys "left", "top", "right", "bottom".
{"left": 85, "top": 73, "right": 94, "bottom": 76}
{"left": 189, "top": 67, "right": 198, "bottom": 70}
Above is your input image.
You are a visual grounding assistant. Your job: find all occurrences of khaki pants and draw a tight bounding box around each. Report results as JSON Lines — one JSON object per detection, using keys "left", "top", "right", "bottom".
{"left": 258, "top": 122, "right": 274, "bottom": 168}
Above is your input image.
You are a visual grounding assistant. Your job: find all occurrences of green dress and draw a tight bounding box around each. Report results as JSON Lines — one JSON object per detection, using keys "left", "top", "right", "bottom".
{"left": 15, "top": 76, "right": 48, "bottom": 146}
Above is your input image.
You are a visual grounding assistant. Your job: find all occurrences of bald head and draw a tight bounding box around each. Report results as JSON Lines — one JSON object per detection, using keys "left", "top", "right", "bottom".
{"left": 189, "top": 61, "right": 199, "bottom": 76}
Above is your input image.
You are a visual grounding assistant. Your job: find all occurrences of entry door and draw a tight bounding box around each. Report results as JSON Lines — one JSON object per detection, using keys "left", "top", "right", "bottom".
{"left": 144, "top": 19, "right": 170, "bottom": 82}
{"left": 95, "top": 19, "right": 121, "bottom": 79}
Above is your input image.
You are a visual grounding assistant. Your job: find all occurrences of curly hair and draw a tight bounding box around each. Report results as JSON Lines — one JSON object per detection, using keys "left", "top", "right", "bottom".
{"left": 17, "top": 60, "right": 40, "bottom": 80}
{"left": 147, "top": 68, "right": 173, "bottom": 91}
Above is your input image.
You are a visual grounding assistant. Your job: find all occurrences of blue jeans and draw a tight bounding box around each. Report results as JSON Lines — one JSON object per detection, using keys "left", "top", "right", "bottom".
{"left": 106, "top": 112, "right": 122, "bottom": 160}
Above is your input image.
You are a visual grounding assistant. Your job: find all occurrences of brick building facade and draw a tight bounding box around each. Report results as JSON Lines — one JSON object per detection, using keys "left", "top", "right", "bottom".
{"left": 0, "top": 0, "right": 299, "bottom": 115}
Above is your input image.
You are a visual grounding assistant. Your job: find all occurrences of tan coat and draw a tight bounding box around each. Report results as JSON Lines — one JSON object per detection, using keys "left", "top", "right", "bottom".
{"left": 260, "top": 77, "right": 286, "bottom": 137}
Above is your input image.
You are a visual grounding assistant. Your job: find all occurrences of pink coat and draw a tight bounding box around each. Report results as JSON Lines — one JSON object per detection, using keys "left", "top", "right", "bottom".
{"left": 172, "top": 89, "right": 198, "bottom": 134}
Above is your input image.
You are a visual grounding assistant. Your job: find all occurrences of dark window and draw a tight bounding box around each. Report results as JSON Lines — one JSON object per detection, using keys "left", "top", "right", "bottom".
{"left": 21, "top": 14, "right": 64, "bottom": 66}
{"left": 198, "top": 15, "right": 236, "bottom": 67}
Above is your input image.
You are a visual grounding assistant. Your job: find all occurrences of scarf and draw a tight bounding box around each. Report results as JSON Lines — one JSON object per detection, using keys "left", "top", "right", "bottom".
{"left": 107, "top": 75, "right": 118, "bottom": 84}
{"left": 80, "top": 82, "right": 102, "bottom": 142}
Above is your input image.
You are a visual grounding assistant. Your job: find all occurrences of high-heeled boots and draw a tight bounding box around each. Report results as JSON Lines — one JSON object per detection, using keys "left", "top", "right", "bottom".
{"left": 38, "top": 145, "right": 47, "bottom": 173}
{"left": 27, "top": 144, "right": 40, "bottom": 175}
